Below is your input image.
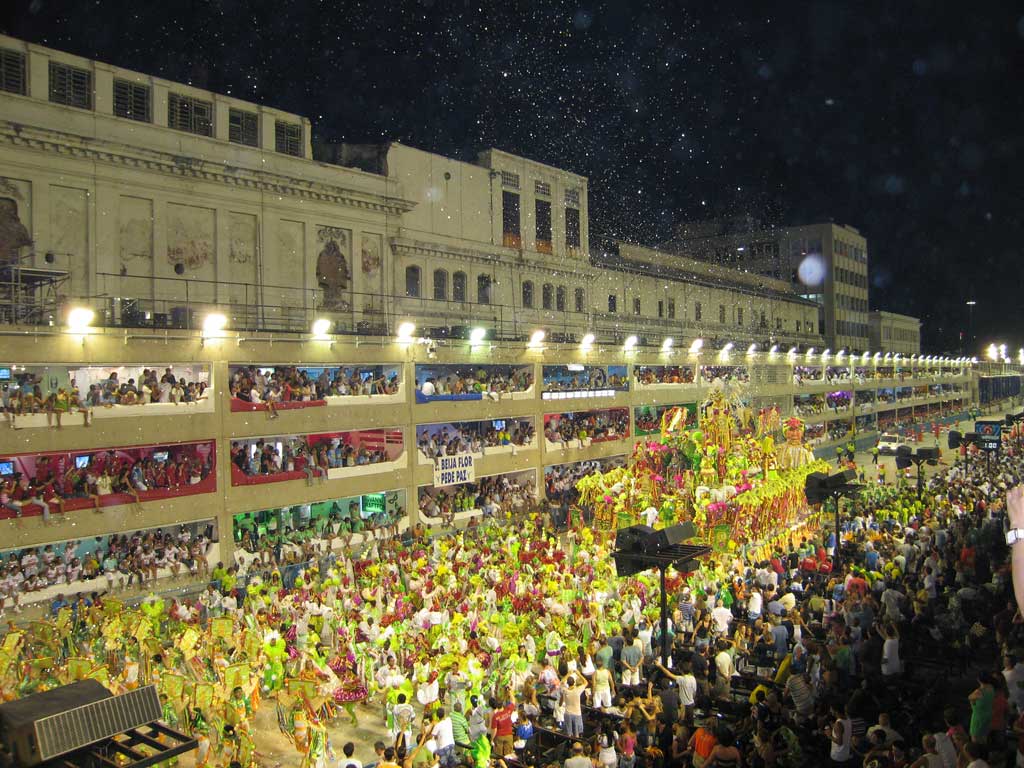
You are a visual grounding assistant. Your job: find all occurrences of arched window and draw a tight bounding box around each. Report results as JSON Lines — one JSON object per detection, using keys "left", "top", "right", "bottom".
{"left": 477, "top": 274, "right": 492, "bottom": 304}
{"left": 574, "top": 287, "right": 585, "bottom": 313}
{"left": 522, "top": 280, "right": 534, "bottom": 309}
{"left": 556, "top": 286, "right": 567, "bottom": 312}
{"left": 542, "top": 283, "right": 553, "bottom": 310}
{"left": 405, "top": 265, "right": 421, "bottom": 298}
{"left": 433, "top": 269, "right": 448, "bottom": 301}
{"left": 453, "top": 271, "right": 467, "bottom": 302}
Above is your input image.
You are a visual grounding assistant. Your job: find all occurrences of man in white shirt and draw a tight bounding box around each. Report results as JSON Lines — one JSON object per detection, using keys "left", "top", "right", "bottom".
{"left": 747, "top": 585, "right": 763, "bottom": 622}
{"left": 655, "top": 659, "right": 697, "bottom": 711}
{"left": 711, "top": 599, "right": 733, "bottom": 635}
{"left": 421, "top": 379, "right": 436, "bottom": 397}
{"left": 431, "top": 709, "right": 456, "bottom": 768}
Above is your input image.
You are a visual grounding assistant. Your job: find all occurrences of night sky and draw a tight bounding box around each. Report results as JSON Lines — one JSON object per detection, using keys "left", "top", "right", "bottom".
{"left": 3, "top": 1, "right": 1023, "bottom": 353}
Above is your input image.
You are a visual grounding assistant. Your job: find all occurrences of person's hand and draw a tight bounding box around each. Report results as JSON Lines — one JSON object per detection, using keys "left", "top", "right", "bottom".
{"left": 1009, "top": 486, "right": 1024, "bottom": 528}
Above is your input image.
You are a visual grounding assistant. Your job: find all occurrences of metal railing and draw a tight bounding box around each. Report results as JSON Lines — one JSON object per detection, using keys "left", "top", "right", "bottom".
{"left": 0, "top": 270, "right": 835, "bottom": 350}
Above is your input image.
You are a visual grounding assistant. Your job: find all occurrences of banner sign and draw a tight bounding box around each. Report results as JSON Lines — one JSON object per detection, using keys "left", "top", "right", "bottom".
{"left": 434, "top": 453, "right": 475, "bottom": 487}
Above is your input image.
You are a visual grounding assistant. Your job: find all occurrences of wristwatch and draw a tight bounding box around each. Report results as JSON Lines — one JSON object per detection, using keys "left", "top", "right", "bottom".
{"left": 1007, "top": 528, "right": 1024, "bottom": 545}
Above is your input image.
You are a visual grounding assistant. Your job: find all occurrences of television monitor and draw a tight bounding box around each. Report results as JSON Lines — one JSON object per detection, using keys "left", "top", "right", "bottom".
{"left": 152, "top": 451, "right": 169, "bottom": 462}
{"left": 0, "top": 368, "right": 10, "bottom": 380}
{"left": 492, "top": 420, "right": 506, "bottom": 430}
{"left": 0, "top": 461, "right": 13, "bottom": 476}
{"left": 75, "top": 455, "right": 90, "bottom": 470}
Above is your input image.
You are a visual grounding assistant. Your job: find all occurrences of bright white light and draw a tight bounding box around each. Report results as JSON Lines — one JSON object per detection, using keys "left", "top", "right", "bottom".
{"left": 884, "top": 352, "right": 891, "bottom": 360}
{"left": 397, "top": 321, "right": 416, "bottom": 342}
{"left": 581, "top": 333, "right": 596, "bottom": 349}
{"left": 787, "top": 347, "right": 797, "bottom": 357}
{"left": 311, "top": 318, "right": 331, "bottom": 337}
{"left": 746, "top": 343, "right": 757, "bottom": 355}
{"left": 661, "top": 337, "right": 674, "bottom": 352}
{"left": 797, "top": 253, "right": 827, "bottom": 286}
{"left": 836, "top": 349, "right": 846, "bottom": 360}
{"left": 987, "top": 343, "right": 999, "bottom": 361}
{"left": 470, "top": 327, "right": 487, "bottom": 345}
{"left": 529, "top": 329, "right": 546, "bottom": 347}
{"left": 769, "top": 344, "right": 779, "bottom": 354}
{"left": 202, "top": 313, "right": 227, "bottom": 336}
{"left": 971, "top": 357, "right": 978, "bottom": 363}
{"left": 722, "top": 342, "right": 734, "bottom": 352}
{"left": 806, "top": 347, "right": 815, "bottom": 358}
{"left": 873, "top": 352, "right": 881, "bottom": 360}
{"left": 623, "top": 335, "right": 638, "bottom": 351}
{"left": 67, "top": 306, "right": 95, "bottom": 333}
{"left": 689, "top": 338, "right": 703, "bottom": 354}
{"left": 861, "top": 351, "right": 870, "bottom": 362}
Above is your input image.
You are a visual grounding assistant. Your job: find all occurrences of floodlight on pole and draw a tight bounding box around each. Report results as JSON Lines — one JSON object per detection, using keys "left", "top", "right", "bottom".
{"left": 528, "top": 329, "right": 546, "bottom": 348}
{"left": 661, "top": 337, "right": 674, "bottom": 353}
{"left": 581, "top": 333, "right": 596, "bottom": 351}
{"left": 689, "top": 338, "right": 703, "bottom": 355}
{"left": 396, "top": 321, "right": 416, "bottom": 343}
{"left": 469, "top": 327, "right": 487, "bottom": 345}
{"left": 623, "top": 335, "right": 638, "bottom": 351}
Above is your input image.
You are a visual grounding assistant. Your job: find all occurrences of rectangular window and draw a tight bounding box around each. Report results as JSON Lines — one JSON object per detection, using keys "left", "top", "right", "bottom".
{"left": 737, "top": 308, "right": 743, "bottom": 326}
{"left": 695, "top": 302, "right": 702, "bottom": 321}
{"left": 574, "top": 288, "right": 585, "bottom": 313}
{"left": 565, "top": 207, "right": 581, "bottom": 250}
{"left": 0, "top": 48, "right": 27, "bottom": 95}
{"left": 535, "top": 199, "right": 552, "bottom": 253}
{"left": 535, "top": 180, "right": 551, "bottom": 197}
{"left": 608, "top": 295, "right": 617, "bottom": 313}
{"left": 502, "top": 191, "right": 521, "bottom": 248}
{"left": 719, "top": 305, "right": 726, "bottom": 324}
{"left": 657, "top": 300, "right": 664, "bottom": 318}
{"left": 796, "top": 320, "right": 801, "bottom": 333}
{"left": 501, "top": 171, "right": 520, "bottom": 189}
{"left": 668, "top": 299, "right": 675, "bottom": 319}
{"left": 168, "top": 93, "right": 213, "bottom": 136}
{"left": 565, "top": 188, "right": 580, "bottom": 206}
{"left": 113, "top": 78, "right": 151, "bottom": 122}
{"left": 775, "top": 317, "right": 782, "bottom": 330}
{"left": 556, "top": 286, "right": 566, "bottom": 312}
{"left": 49, "top": 61, "right": 92, "bottom": 109}
{"left": 633, "top": 297, "right": 641, "bottom": 316}
{"left": 275, "top": 120, "right": 303, "bottom": 156}
{"left": 229, "top": 108, "right": 259, "bottom": 147}
{"left": 453, "top": 272, "right": 467, "bottom": 302}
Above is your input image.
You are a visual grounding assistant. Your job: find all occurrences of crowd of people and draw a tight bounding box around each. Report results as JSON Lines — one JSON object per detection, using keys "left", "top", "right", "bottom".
{"left": 0, "top": 526, "right": 213, "bottom": 614}
{"left": 544, "top": 410, "right": 631, "bottom": 446}
{"left": 1, "top": 444, "right": 214, "bottom": 521}
{"left": 418, "top": 473, "right": 536, "bottom": 525}
{"left": 418, "top": 367, "right": 534, "bottom": 399}
{"left": 635, "top": 367, "right": 697, "bottom": 386}
{"left": 4, "top": 434, "right": 1020, "bottom": 768}
{"left": 2, "top": 367, "right": 209, "bottom": 427}
{"left": 231, "top": 436, "right": 395, "bottom": 483}
{"left": 229, "top": 365, "right": 401, "bottom": 409}
{"left": 233, "top": 503, "right": 406, "bottom": 563}
{"left": 701, "top": 366, "right": 750, "bottom": 385}
{"left": 543, "top": 368, "right": 628, "bottom": 392}
{"left": 418, "top": 421, "right": 536, "bottom": 460}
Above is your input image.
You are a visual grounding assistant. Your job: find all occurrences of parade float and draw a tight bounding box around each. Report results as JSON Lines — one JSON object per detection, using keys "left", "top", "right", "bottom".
{"left": 576, "top": 386, "right": 830, "bottom": 556}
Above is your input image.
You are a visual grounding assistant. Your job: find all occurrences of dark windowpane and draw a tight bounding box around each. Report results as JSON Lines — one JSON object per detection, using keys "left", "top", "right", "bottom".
{"left": 0, "top": 48, "right": 27, "bottom": 95}
{"left": 49, "top": 62, "right": 92, "bottom": 109}
{"left": 113, "top": 79, "right": 151, "bottom": 122}
{"left": 229, "top": 109, "right": 259, "bottom": 147}
{"left": 565, "top": 207, "right": 581, "bottom": 249}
